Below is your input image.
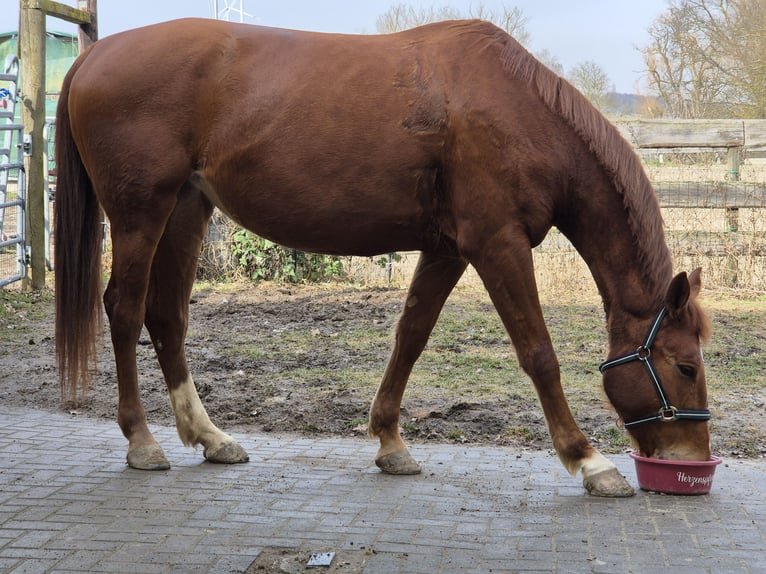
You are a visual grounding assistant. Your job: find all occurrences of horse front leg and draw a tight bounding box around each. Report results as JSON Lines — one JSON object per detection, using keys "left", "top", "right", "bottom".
{"left": 469, "top": 229, "right": 634, "bottom": 497}
{"left": 145, "top": 185, "right": 248, "bottom": 465}
{"left": 369, "top": 252, "right": 467, "bottom": 474}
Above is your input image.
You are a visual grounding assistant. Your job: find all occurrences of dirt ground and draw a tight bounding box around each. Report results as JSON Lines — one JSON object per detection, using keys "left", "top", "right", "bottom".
{"left": 1, "top": 282, "right": 764, "bottom": 459}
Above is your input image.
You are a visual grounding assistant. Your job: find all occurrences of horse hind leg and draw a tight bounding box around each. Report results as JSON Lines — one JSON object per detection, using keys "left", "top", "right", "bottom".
{"left": 143, "top": 182, "right": 248, "bottom": 465}
{"left": 104, "top": 201, "right": 178, "bottom": 470}
{"left": 369, "top": 251, "right": 467, "bottom": 474}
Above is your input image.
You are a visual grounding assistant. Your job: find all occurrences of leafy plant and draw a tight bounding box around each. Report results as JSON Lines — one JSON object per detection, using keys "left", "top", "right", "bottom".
{"left": 230, "top": 229, "right": 344, "bottom": 283}
{"left": 374, "top": 252, "right": 402, "bottom": 269}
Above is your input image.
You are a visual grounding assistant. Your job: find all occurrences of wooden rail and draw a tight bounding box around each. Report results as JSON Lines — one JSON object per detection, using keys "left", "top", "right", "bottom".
{"left": 654, "top": 181, "right": 766, "bottom": 208}
{"left": 616, "top": 119, "right": 766, "bottom": 152}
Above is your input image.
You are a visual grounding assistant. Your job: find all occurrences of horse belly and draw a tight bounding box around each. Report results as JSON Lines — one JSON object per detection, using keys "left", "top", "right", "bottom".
{"left": 191, "top": 171, "right": 433, "bottom": 257}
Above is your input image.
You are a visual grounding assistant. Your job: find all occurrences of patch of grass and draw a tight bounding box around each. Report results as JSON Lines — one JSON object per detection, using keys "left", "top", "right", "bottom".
{"left": 0, "top": 288, "right": 54, "bottom": 338}
{"left": 0, "top": 288, "right": 52, "bottom": 320}
{"left": 447, "top": 428, "right": 465, "bottom": 440}
{"left": 407, "top": 290, "right": 608, "bottom": 403}
{"left": 702, "top": 297, "right": 766, "bottom": 394}
{"left": 502, "top": 425, "right": 539, "bottom": 442}
{"left": 401, "top": 421, "right": 417, "bottom": 432}
{"left": 297, "top": 422, "right": 321, "bottom": 433}
{"left": 593, "top": 427, "right": 632, "bottom": 448}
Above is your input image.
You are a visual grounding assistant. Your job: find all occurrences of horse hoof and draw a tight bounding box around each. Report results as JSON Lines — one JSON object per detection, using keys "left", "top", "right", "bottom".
{"left": 583, "top": 468, "right": 635, "bottom": 497}
{"left": 204, "top": 440, "right": 249, "bottom": 464}
{"left": 127, "top": 444, "right": 171, "bottom": 470}
{"left": 375, "top": 449, "right": 422, "bottom": 475}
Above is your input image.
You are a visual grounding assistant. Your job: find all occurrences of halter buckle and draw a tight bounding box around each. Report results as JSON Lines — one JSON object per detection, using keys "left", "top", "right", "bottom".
{"left": 658, "top": 406, "right": 678, "bottom": 422}
{"left": 636, "top": 345, "right": 651, "bottom": 361}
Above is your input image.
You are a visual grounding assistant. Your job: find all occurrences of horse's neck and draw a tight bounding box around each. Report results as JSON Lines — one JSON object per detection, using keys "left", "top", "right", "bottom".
{"left": 559, "top": 172, "right": 671, "bottom": 328}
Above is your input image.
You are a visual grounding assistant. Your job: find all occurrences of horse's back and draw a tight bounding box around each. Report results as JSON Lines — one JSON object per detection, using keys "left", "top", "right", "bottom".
{"left": 68, "top": 18, "right": 503, "bottom": 122}
{"left": 66, "top": 17, "right": 516, "bottom": 147}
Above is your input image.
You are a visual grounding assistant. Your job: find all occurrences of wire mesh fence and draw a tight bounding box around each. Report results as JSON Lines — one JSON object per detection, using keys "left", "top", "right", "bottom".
{"left": 651, "top": 164, "right": 766, "bottom": 293}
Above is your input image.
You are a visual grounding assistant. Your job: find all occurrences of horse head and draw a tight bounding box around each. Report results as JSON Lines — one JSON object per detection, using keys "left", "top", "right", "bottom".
{"left": 602, "top": 268, "right": 712, "bottom": 461}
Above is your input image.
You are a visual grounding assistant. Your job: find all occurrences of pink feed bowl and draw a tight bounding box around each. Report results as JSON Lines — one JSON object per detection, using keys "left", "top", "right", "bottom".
{"left": 630, "top": 453, "right": 723, "bottom": 495}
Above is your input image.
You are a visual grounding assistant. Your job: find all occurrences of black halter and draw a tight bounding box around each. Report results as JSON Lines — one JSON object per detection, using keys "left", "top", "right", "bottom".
{"left": 599, "top": 307, "right": 711, "bottom": 429}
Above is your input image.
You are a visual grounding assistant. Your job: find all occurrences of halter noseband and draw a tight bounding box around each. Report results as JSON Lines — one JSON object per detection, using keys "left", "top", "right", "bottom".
{"left": 599, "top": 307, "right": 711, "bottom": 429}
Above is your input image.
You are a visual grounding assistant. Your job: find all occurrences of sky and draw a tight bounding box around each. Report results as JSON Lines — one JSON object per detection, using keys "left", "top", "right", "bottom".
{"left": 4, "top": 1, "right": 670, "bottom": 94}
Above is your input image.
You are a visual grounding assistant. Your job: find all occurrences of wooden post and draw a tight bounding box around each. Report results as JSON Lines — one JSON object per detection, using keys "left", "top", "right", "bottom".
{"left": 77, "top": 0, "right": 98, "bottom": 48}
{"left": 18, "top": 0, "right": 94, "bottom": 291}
{"left": 724, "top": 206, "right": 740, "bottom": 287}
{"left": 726, "top": 208, "right": 739, "bottom": 232}
{"left": 724, "top": 146, "right": 740, "bottom": 287}
{"left": 726, "top": 146, "right": 741, "bottom": 181}
{"left": 19, "top": 0, "right": 47, "bottom": 290}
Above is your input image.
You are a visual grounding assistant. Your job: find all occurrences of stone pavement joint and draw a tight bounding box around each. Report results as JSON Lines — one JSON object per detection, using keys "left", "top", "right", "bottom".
{"left": 0, "top": 406, "right": 764, "bottom": 573}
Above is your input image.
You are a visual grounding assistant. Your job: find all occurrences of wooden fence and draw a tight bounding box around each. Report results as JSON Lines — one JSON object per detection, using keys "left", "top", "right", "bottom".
{"left": 616, "top": 119, "right": 766, "bottom": 152}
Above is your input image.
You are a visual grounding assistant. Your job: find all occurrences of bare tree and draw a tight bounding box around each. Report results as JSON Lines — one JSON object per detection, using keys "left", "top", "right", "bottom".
{"left": 467, "top": 4, "right": 529, "bottom": 46}
{"left": 641, "top": 0, "right": 766, "bottom": 118}
{"left": 642, "top": 0, "right": 724, "bottom": 118}
{"left": 568, "top": 60, "right": 614, "bottom": 113}
{"left": 532, "top": 48, "right": 564, "bottom": 76}
{"left": 706, "top": 0, "right": 766, "bottom": 118}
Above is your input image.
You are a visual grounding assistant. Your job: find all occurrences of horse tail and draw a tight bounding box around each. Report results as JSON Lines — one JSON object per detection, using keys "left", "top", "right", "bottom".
{"left": 54, "top": 49, "right": 102, "bottom": 404}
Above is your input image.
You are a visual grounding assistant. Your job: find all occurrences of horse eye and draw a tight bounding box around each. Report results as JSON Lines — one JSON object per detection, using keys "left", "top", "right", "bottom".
{"left": 677, "top": 365, "right": 696, "bottom": 379}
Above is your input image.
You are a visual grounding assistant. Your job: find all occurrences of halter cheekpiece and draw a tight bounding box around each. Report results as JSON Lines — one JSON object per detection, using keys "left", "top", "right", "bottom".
{"left": 599, "top": 307, "right": 711, "bottom": 429}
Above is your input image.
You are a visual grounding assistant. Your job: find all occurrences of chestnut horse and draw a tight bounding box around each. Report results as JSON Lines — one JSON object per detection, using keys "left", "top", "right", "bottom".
{"left": 55, "top": 19, "right": 712, "bottom": 497}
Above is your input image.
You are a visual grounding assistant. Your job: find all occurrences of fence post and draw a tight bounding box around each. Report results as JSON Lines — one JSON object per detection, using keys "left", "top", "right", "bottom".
{"left": 724, "top": 207, "right": 739, "bottom": 287}
{"left": 723, "top": 145, "right": 742, "bottom": 287}
{"left": 19, "top": 0, "right": 47, "bottom": 291}
{"left": 726, "top": 146, "right": 741, "bottom": 182}
{"left": 77, "top": 0, "right": 98, "bottom": 47}
{"left": 18, "top": 0, "right": 96, "bottom": 290}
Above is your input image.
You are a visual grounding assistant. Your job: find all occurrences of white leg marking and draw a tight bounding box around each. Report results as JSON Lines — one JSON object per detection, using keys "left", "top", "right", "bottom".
{"left": 579, "top": 450, "right": 618, "bottom": 480}
{"left": 169, "top": 376, "right": 232, "bottom": 449}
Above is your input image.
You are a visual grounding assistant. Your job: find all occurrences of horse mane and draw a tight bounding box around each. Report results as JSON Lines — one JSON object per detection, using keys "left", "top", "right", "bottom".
{"left": 475, "top": 23, "right": 673, "bottom": 298}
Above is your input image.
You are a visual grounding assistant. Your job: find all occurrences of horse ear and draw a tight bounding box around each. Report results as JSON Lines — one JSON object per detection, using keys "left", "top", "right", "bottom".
{"left": 665, "top": 271, "right": 691, "bottom": 318}
{"left": 688, "top": 267, "right": 702, "bottom": 299}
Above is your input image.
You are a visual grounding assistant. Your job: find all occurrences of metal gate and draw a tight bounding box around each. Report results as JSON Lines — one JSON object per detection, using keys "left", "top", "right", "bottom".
{"left": 0, "top": 54, "right": 26, "bottom": 288}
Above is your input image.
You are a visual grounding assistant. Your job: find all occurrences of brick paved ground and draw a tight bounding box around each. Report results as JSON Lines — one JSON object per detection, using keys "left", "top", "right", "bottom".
{"left": 1, "top": 405, "right": 764, "bottom": 573}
